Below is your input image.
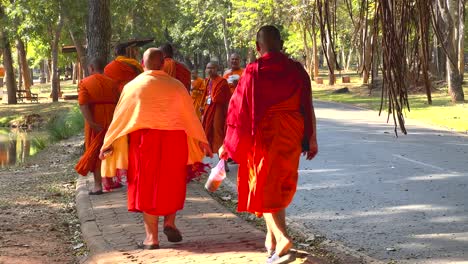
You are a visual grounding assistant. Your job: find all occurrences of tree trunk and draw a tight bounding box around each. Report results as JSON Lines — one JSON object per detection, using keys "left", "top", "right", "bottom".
{"left": 345, "top": 46, "right": 354, "bottom": 71}
{"left": 69, "top": 30, "right": 88, "bottom": 76}
{"left": 327, "top": 33, "right": 335, "bottom": 85}
{"left": 458, "top": 0, "right": 465, "bottom": 81}
{"left": 86, "top": 0, "right": 111, "bottom": 67}
{"left": 0, "top": 29, "right": 17, "bottom": 104}
{"left": 17, "top": 49, "right": 22, "bottom": 89}
{"left": 221, "top": 16, "right": 231, "bottom": 69}
{"left": 16, "top": 39, "right": 33, "bottom": 94}
{"left": 46, "top": 59, "right": 51, "bottom": 83}
{"left": 51, "top": 12, "right": 64, "bottom": 102}
{"left": 437, "top": 0, "right": 464, "bottom": 102}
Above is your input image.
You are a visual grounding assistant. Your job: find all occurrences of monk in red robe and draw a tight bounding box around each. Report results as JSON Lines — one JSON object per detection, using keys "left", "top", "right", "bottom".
{"left": 220, "top": 25, "right": 318, "bottom": 263}
{"left": 201, "top": 62, "right": 231, "bottom": 157}
{"left": 77, "top": 58, "right": 120, "bottom": 195}
{"left": 104, "top": 43, "right": 143, "bottom": 92}
{"left": 99, "top": 48, "right": 212, "bottom": 249}
{"left": 223, "top": 53, "right": 244, "bottom": 94}
{"left": 160, "top": 43, "right": 191, "bottom": 93}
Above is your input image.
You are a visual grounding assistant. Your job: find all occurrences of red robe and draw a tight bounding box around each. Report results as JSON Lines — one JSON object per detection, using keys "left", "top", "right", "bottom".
{"left": 201, "top": 76, "right": 231, "bottom": 153}
{"left": 104, "top": 56, "right": 143, "bottom": 92}
{"left": 162, "top": 58, "right": 191, "bottom": 93}
{"left": 224, "top": 52, "right": 315, "bottom": 214}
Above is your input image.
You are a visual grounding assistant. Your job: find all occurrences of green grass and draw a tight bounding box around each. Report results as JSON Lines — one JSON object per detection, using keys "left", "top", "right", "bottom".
{"left": 313, "top": 72, "right": 468, "bottom": 133}
{"left": 46, "top": 105, "right": 84, "bottom": 141}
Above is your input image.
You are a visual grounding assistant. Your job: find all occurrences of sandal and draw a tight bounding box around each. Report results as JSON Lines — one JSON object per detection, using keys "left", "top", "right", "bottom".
{"left": 88, "top": 190, "right": 104, "bottom": 195}
{"left": 163, "top": 226, "right": 183, "bottom": 242}
{"left": 266, "top": 250, "right": 296, "bottom": 264}
{"left": 136, "top": 242, "right": 160, "bottom": 250}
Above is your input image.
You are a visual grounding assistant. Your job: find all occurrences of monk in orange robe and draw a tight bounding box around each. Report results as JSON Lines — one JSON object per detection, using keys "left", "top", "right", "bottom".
{"left": 220, "top": 25, "right": 318, "bottom": 263}
{"left": 104, "top": 43, "right": 143, "bottom": 92}
{"left": 76, "top": 58, "right": 120, "bottom": 195}
{"left": 201, "top": 62, "right": 231, "bottom": 156}
{"left": 160, "top": 43, "right": 191, "bottom": 93}
{"left": 99, "top": 48, "right": 212, "bottom": 249}
{"left": 191, "top": 70, "right": 205, "bottom": 119}
{"left": 223, "top": 53, "right": 244, "bottom": 94}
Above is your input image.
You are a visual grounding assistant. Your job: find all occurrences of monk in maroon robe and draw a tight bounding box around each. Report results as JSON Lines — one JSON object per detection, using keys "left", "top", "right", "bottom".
{"left": 220, "top": 25, "right": 318, "bottom": 263}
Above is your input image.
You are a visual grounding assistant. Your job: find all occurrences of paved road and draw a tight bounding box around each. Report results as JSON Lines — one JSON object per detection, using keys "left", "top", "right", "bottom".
{"left": 222, "top": 101, "right": 468, "bottom": 264}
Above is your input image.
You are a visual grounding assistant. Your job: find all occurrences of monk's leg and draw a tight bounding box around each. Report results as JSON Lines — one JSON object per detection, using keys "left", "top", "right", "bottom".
{"left": 264, "top": 216, "right": 276, "bottom": 255}
{"left": 143, "top": 213, "right": 159, "bottom": 245}
{"left": 92, "top": 167, "right": 102, "bottom": 192}
{"left": 264, "top": 209, "right": 292, "bottom": 256}
{"left": 163, "top": 213, "right": 177, "bottom": 228}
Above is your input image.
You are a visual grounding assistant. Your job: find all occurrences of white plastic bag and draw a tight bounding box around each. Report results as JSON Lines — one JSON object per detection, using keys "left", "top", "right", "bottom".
{"left": 205, "top": 160, "right": 226, "bottom": 192}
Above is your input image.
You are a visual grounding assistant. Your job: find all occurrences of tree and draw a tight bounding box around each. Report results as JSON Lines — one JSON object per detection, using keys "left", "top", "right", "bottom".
{"left": 435, "top": 0, "right": 465, "bottom": 102}
{"left": 87, "top": 0, "right": 111, "bottom": 69}
{"left": 0, "top": 5, "right": 16, "bottom": 104}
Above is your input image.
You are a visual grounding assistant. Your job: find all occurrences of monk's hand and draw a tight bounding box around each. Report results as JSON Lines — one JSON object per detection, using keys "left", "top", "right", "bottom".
{"left": 99, "top": 147, "right": 113, "bottom": 160}
{"left": 218, "top": 145, "right": 229, "bottom": 160}
{"left": 199, "top": 142, "right": 213, "bottom": 158}
{"left": 304, "top": 138, "right": 318, "bottom": 160}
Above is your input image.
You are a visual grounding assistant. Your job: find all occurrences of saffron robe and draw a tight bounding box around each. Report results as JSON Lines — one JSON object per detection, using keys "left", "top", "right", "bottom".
{"left": 223, "top": 68, "right": 244, "bottom": 94}
{"left": 76, "top": 73, "right": 119, "bottom": 176}
{"left": 191, "top": 77, "right": 205, "bottom": 119}
{"left": 100, "top": 70, "right": 209, "bottom": 214}
{"left": 201, "top": 76, "right": 230, "bottom": 153}
{"left": 104, "top": 56, "right": 143, "bottom": 92}
{"left": 224, "top": 52, "right": 315, "bottom": 214}
{"left": 162, "top": 58, "right": 191, "bottom": 93}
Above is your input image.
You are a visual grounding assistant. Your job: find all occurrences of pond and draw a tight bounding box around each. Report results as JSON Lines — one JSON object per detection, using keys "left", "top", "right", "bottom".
{"left": 0, "top": 128, "right": 49, "bottom": 168}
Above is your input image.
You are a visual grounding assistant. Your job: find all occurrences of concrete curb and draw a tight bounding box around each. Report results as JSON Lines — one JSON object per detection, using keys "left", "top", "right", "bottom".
{"left": 75, "top": 176, "right": 111, "bottom": 264}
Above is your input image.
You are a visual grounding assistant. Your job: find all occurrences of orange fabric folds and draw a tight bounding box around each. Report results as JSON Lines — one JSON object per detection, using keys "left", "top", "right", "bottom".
{"left": 100, "top": 70, "right": 209, "bottom": 178}
{"left": 163, "top": 58, "right": 191, "bottom": 92}
{"left": 237, "top": 91, "right": 304, "bottom": 214}
{"left": 76, "top": 74, "right": 119, "bottom": 176}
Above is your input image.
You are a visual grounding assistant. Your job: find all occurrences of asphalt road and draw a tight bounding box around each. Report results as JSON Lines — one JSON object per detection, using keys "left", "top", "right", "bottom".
{"left": 218, "top": 101, "right": 468, "bottom": 264}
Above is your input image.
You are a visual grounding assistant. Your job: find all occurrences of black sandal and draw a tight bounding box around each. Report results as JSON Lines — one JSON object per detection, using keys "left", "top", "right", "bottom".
{"left": 88, "top": 190, "right": 104, "bottom": 195}
{"left": 163, "top": 226, "right": 183, "bottom": 242}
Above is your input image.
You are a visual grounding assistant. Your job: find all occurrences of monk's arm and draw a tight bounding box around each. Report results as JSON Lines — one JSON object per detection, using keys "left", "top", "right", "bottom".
{"left": 79, "top": 105, "right": 103, "bottom": 132}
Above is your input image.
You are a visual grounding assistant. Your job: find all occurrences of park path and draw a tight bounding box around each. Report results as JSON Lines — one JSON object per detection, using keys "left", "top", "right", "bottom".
{"left": 76, "top": 176, "right": 324, "bottom": 264}
{"left": 220, "top": 101, "right": 468, "bottom": 264}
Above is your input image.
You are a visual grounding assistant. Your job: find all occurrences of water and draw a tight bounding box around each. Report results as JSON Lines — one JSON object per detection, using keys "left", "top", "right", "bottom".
{"left": 0, "top": 128, "right": 49, "bottom": 168}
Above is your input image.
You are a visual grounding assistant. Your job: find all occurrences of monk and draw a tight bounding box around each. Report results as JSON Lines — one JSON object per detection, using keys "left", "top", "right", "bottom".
{"left": 191, "top": 70, "right": 205, "bottom": 119}
{"left": 160, "top": 43, "right": 191, "bottom": 93}
{"left": 76, "top": 58, "right": 120, "bottom": 195}
{"left": 104, "top": 43, "right": 143, "bottom": 92}
{"left": 223, "top": 53, "right": 244, "bottom": 94}
{"left": 201, "top": 61, "right": 231, "bottom": 158}
{"left": 99, "top": 48, "right": 212, "bottom": 249}
{"left": 219, "top": 25, "right": 318, "bottom": 263}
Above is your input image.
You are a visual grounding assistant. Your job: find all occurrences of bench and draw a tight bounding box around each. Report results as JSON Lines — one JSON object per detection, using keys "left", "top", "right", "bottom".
{"left": 17, "top": 89, "right": 39, "bottom": 103}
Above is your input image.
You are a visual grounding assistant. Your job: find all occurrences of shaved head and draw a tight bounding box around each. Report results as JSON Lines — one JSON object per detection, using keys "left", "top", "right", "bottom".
{"left": 229, "top": 53, "right": 241, "bottom": 70}
{"left": 87, "top": 57, "right": 106, "bottom": 74}
{"left": 256, "top": 25, "right": 283, "bottom": 55}
{"left": 143, "top": 48, "right": 164, "bottom": 71}
{"left": 206, "top": 61, "right": 219, "bottom": 78}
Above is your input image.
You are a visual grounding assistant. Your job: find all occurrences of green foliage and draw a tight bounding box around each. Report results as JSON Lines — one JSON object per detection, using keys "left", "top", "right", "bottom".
{"left": 46, "top": 105, "right": 84, "bottom": 141}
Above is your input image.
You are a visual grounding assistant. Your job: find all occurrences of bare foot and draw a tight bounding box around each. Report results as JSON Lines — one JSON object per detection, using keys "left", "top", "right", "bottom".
{"left": 275, "top": 236, "right": 293, "bottom": 257}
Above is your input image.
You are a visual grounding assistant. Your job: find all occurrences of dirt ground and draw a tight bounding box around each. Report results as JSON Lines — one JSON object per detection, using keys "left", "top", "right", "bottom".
{"left": 0, "top": 132, "right": 85, "bottom": 264}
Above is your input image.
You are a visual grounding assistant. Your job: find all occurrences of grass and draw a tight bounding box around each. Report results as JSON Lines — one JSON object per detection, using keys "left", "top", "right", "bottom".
{"left": 312, "top": 71, "right": 468, "bottom": 133}
{"left": 46, "top": 105, "right": 84, "bottom": 141}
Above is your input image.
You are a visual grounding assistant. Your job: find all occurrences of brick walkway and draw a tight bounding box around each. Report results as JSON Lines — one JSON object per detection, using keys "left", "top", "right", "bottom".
{"left": 76, "top": 177, "right": 319, "bottom": 264}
